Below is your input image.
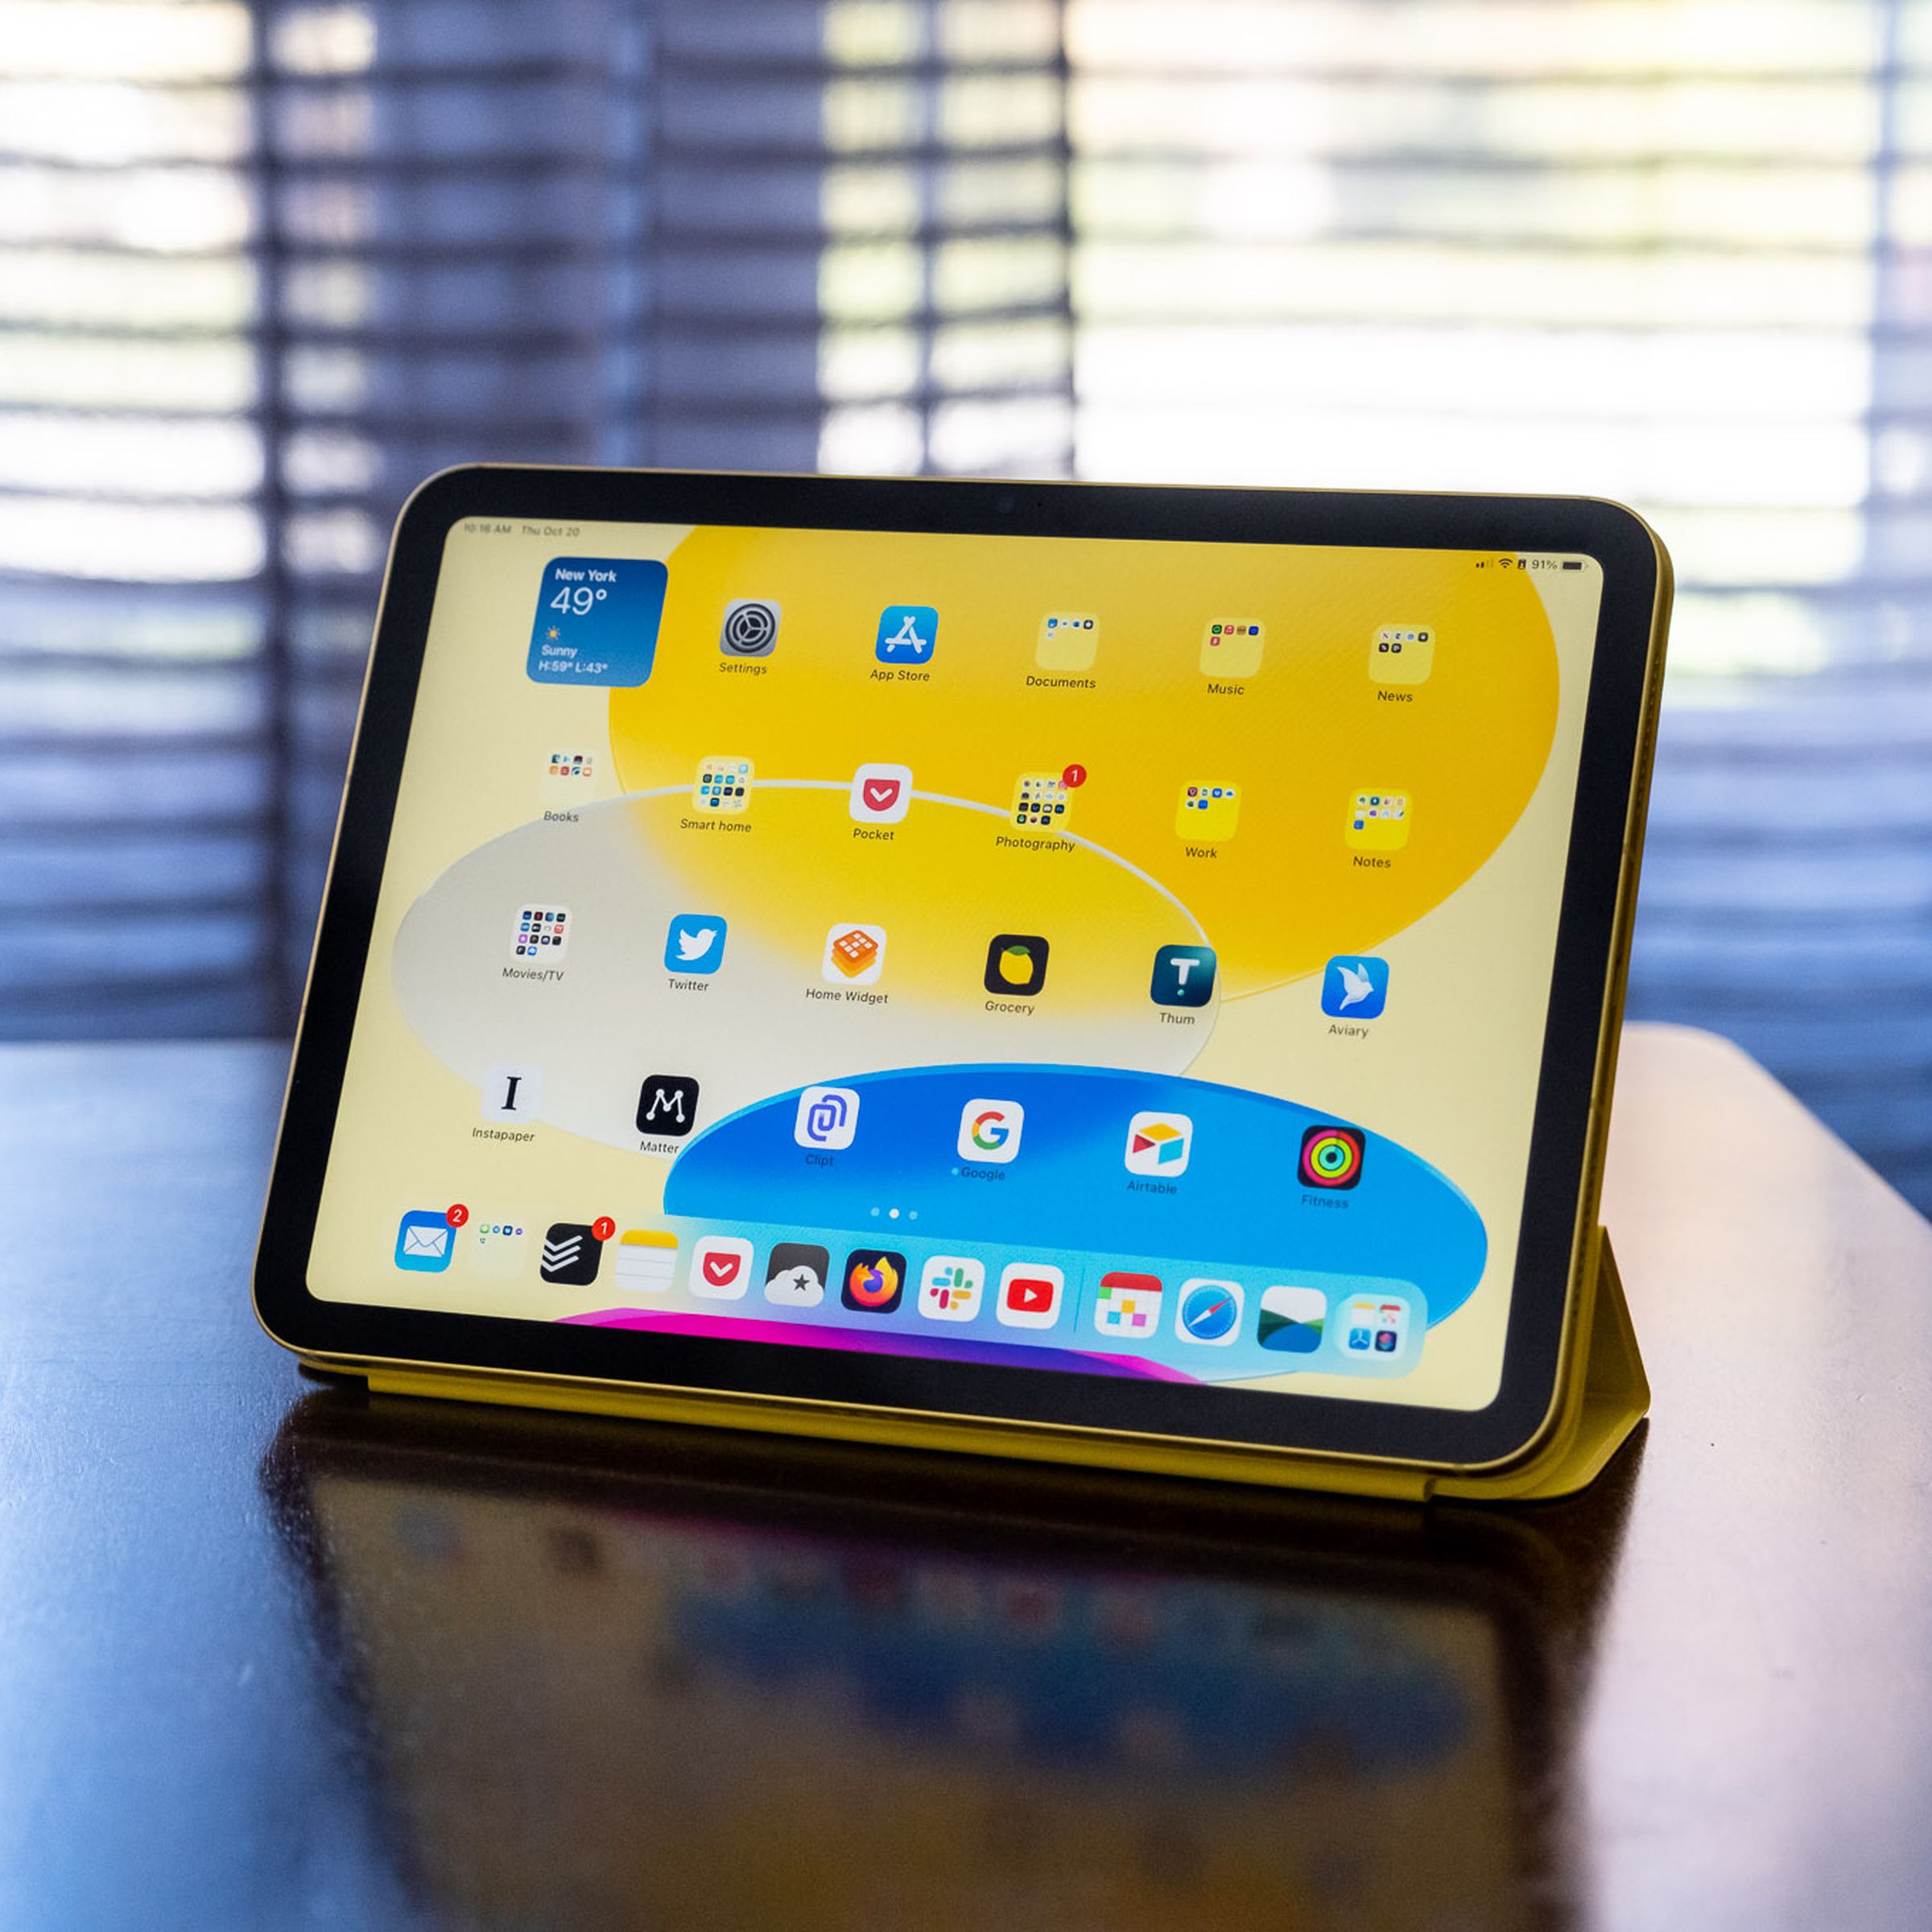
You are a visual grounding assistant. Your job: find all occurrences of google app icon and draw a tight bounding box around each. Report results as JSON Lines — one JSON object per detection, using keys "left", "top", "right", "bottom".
{"left": 957, "top": 1098, "right": 1025, "bottom": 1165}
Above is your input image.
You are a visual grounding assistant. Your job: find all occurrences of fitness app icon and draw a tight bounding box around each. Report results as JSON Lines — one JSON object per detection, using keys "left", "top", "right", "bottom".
{"left": 719, "top": 597, "right": 781, "bottom": 658}
{"left": 1299, "top": 1123, "right": 1364, "bottom": 1190}
{"left": 795, "top": 1085, "right": 860, "bottom": 1151}
{"left": 957, "top": 1098, "right": 1025, "bottom": 1165}
{"left": 984, "top": 934, "right": 1049, "bottom": 997}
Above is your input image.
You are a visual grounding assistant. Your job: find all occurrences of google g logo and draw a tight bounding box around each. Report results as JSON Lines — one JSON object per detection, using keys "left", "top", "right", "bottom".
{"left": 1298, "top": 1123, "right": 1364, "bottom": 1191}
{"left": 958, "top": 1097, "right": 1025, "bottom": 1165}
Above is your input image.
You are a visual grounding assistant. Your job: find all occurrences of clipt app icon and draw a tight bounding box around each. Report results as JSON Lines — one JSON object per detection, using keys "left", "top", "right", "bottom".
{"left": 1150, "top": 943, "right": 1216, "bottom": 1008}
{"left": 849, "top": 762, "right": 913, "bottom": 824}
{"left": 481, "top": 1062, "right": 542, "bottom": 1123}
{"left": 395, "top": 1209, "right": 456, "bottom": 1274}
{"left": 719, "top": 597, "right": 781, "bottom": 658}
{"left": 997, "top": 1263, "right": 1063, "bottom": 1329}
{"left": 1175, "top": 1278, "right": 1243, "bottom": 1346}
{"left": 691, "top": 1235, "right": 754, "bottom": 1300}
{"left": 842, "top": 1249, "right": 906, "bottom": 1314}
{"left": 1175, "top": 782, "right": 1241, "bottom": 842}
{"left": 984, "top": 934, "right": 1048, "bottom": 998}
{"left": 539, "top": 1222, "right": 602, "bottom": 1287}
{"left": 1258, "top": 1284, "right": 1327, "bottom": 1353}
{"left": 919, "top": 1256, "right": 985, "bottom": 1322}
{"left": 875, "top": 605, "right": 938, "bottom": 664}
{"left": 664, "top": 913, "right": 727, "bottom": 976}
{"left": 795, "top": 1084, "right": 860, "bottom": 1151}
{"left": 1348, "top": 791, "right": 1410, "bottom": 851}
{"left": 637, "top": 1074, "right": 700, "bottom": 1140}
{"left": 1035, "top": 612, "right": 1098, "bottom": 671}
{"left": 957, "top": 1098, "right": 1024, "bottom": 1165}
{"left": 1093, "top": 1272, "right": 1163, "bottom": 1340}
{"left": 1322, "top": 955, "right": 1388, "bottom": 1019}
{"left": 823, "top": 923, "right": 887, "bottom": 985}
{"left": 1125, "top": 1111, "right": 1192, "bottom": 1177}
{"left": 1299, "top": 1123, "right": 1364, "bottom": 1190}
{"left": 766, "top": 1243, "right": 831, "bottom": 1307}
{"left": 527, "top": 556, "right": 667, "bottom": 688}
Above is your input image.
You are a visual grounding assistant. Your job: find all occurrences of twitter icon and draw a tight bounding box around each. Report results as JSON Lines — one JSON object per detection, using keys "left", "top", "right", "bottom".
{"left": 665, "top": 912, "right": 728, "bottom": 976}
{"left": 1321, "top": 954, "right": 1389, "bottom": 1020}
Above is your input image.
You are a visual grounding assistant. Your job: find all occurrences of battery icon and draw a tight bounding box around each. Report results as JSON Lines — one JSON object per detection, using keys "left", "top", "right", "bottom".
{"left": 1562, "top": 559, "right": 1583, "bottom": 570}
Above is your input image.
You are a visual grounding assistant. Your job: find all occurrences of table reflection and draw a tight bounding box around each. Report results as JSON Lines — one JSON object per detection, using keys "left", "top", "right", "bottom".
{"left": 265, "top": 1392, "right": 1637, "bottom": 1931}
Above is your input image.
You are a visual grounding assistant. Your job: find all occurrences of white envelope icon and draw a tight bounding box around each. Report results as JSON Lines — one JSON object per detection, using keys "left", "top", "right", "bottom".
{"left": 403, "top": 1225, "right": 450, "bottom": 1258}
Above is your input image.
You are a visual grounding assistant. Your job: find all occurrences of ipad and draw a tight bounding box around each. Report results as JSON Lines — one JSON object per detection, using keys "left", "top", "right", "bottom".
{"left": 255, "top": 468, "right": 1669, "bottom": 1478}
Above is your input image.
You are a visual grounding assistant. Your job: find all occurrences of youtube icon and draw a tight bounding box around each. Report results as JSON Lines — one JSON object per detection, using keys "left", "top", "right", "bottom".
{"left": 997, "top": 1262, "right": 1064, "bottom": 1330}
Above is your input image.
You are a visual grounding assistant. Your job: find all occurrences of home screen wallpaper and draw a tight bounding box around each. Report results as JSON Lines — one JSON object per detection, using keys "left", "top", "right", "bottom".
{"left": 308, "top": 515, "right": 1605, "bottom": 1413}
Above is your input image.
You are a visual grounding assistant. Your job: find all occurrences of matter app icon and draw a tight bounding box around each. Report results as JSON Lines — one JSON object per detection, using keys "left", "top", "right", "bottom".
{"left": 795, "top": 1084, "right": 860, "bottom": 1150}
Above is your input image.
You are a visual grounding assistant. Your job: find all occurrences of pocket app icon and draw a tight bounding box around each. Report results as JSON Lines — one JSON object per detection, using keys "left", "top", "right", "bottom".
{"left": 849, "top": 762, "right": 913, "bottom": 824}
{"left": 691, "top": 1236, "right": 753, "bottom": 1299}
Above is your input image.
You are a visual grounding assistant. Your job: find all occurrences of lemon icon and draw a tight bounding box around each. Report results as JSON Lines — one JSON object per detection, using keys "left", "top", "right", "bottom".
{"left": 985, "top": 934, "right": 1048, "bottom": 997}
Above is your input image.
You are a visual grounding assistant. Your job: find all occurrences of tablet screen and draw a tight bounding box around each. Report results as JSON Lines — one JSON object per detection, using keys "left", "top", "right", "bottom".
{"left": 308, "top": 516, "right": 1605, "bottom": 1414}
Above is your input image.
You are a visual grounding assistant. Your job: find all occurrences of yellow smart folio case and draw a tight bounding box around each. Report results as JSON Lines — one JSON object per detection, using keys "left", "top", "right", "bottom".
{"left": 267, "top": 476, "right": 1670, "bottom": 1506}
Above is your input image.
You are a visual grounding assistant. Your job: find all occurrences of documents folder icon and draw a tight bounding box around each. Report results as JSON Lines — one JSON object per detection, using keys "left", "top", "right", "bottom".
{"left": 394, "top": 1211, "right": 455, "bottom": 1273}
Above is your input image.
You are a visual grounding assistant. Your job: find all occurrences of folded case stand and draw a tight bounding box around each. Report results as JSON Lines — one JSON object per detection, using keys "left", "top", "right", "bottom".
{"left": 337, "top": 1226, "right": 1647, "bottom": 1505}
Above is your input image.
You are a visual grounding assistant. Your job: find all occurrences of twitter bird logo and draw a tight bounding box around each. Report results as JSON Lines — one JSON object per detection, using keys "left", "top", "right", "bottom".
{"left": 1321, "top": 954, "right": 1389, "bottom": 1020}
{"left": 664, "top": 912, "right": 728, "bottom": 976}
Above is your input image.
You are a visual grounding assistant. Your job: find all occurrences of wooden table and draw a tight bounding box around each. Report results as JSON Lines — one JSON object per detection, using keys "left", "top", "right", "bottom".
{"left": 2, "top": 1026, "right": 1928, "bottom": 1931}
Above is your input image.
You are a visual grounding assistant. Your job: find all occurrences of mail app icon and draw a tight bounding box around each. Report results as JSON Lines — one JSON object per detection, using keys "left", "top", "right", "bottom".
{"left": 394, "top": 1209, "right": 456, "bottom": 1273}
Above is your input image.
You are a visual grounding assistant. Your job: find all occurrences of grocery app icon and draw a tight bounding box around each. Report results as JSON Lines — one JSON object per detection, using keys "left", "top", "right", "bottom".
{"left": 613, "top": 1228, "right": 677, "bottom": 1295}
{"left": 1176, "top": 1278, "right": 1243, "bottom": 1345}
{"left": 984, "top": 933, "right": 1049, "bottom": 998}
{"left": 1343, "top": 1294, "right": 1411, "bottom": 1359}
{"left": 1347, "top": 791, "right": 1410, "bottom": 850}
{"left": 1150, "top": 943, "right": 1216, "bottom": 1009}
{"left": 766, "top": 1242, "right": 831, "bottom": 1307}
{"left": 539, "top": 1221, "right": 602, "bottom": 1287}
{"left": 849, "top": 762, "right": 914, "bottom": 824}
{"left": 842, "top": 1248, "right": 906, "bottom": 1314}
{"left": 1094, "top": 1272, "right": 1163, "bottom": 1340}
{"left": 1199, "top": 618, "right": 1265, "bottom": 678}
{"left": 1299, "top": 1123, "right": 1364, "bottom": 1191}
{"left": 1125, "top": 1111, "right": 1193, "bottom": 1177}
{"left": 823, "top": 923, "right": 887, "bottom": 985}
{"left": 1036, "top": 611, "right": 1098, "bottom": 671}
{"left": 795, "top": 1084, "right": 860, "bottom": 1151}
{"left": 664, "top": 913, "right": 727, "bottom": 976}
{"left": 692, "top": 1235, "right": 754, "bottom": 1299}
{"left": 1011, "top": 770, "right": 1071, "bottom": 831}
{"left": 1175, "top": 782, "right": 1241, "bottom": 841}
{"left": 1258, "top": 1284, "right": 1327, "bottom": 1353}
{"left": 692, "top": 756, "right": 752, "bottom": 814}
{"left": 481, "top": 1062, "right": 542, "bottom": 1123}
{"left": 919, "top": 1255, "right": 985, "bottom": 1322}
{"left": 394, "top": 1209, "right": 456, "bottom": 1274}
{"left": 997, "top": 1263, "right": 1063, "bottom": 1329}
{"left": 1321, "top": 956, "right": 1388, "bottom": 1019}
{"left": 957, "top": 1097, "right": 1025, "bottom": 1164}
{"left": 719, "top": 597, "right": 781, "bottom": 658}
{"left": 875, "top": 605, "right": 938, "bottom": 663}
{"left": 1369, "top": 625, "right": 1434, "bottom": 685}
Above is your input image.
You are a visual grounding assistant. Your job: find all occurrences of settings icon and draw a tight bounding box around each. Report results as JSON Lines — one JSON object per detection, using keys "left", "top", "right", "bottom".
{"left": 720, "top": 598, "right": 781, "bottom": 658}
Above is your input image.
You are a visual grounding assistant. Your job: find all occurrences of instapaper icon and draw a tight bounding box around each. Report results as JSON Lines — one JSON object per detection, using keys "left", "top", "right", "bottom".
{"left": 794, "top": 1084, "right": 861, "bottom": 1152}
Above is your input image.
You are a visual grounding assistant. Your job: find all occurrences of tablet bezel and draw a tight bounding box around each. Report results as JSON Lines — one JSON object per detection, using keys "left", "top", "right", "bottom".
{"left": 255, "top": 466, "right": 1666, "bottom": 1473}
